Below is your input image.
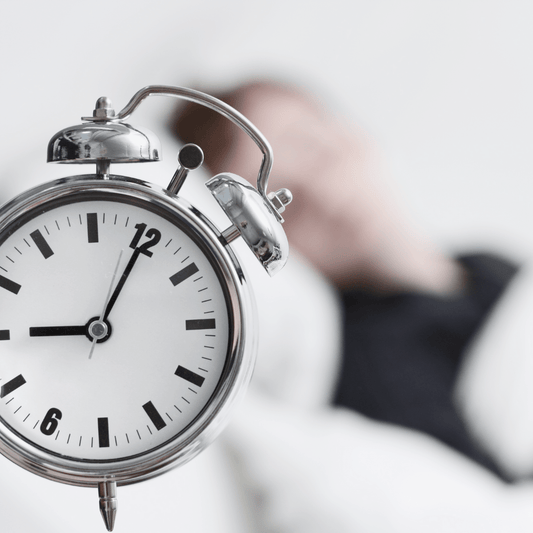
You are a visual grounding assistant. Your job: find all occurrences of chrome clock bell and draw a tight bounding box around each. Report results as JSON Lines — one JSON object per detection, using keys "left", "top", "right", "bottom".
{"left": 0, "top": 85, "right": 292, "bottom": 530}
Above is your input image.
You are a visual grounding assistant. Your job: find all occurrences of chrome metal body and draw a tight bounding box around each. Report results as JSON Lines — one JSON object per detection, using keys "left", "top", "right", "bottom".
{"left": 167, "top": 143, "right": 205, "bottom": 195}
{"left": 207, "top": 173, "right": 289, "bottom": 276}
{"left": 111, "top": 85, "right": 277, "bottom": 214}
{"left": 5, "top": 84, "right": 290, "bottom": 530}
{"left": 47, "top": 85, "right": 292, "bottom": 275}
{"left": 48, "top": 122, "right": 160, "bottom": 164}
{"left": 99, "top": 480, "right": 117, "bottom": 531}
{"left": 0, "top": 175, "right": 257, "bottom": 488}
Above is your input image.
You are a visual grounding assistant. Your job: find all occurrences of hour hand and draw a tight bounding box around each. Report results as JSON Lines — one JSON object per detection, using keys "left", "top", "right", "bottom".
{"left": 29, "top": 325, "right": 86, "bottom": 337}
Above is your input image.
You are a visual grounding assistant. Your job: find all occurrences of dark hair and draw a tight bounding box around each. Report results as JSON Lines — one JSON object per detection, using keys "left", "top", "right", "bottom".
{"left": 168, "top": 80, "right": 305, "bottom": 174}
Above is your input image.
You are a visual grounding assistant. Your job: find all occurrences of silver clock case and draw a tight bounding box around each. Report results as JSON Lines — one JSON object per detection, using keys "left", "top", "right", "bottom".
{"left": 0, "top": 175, "right": 256, "bottom": 488}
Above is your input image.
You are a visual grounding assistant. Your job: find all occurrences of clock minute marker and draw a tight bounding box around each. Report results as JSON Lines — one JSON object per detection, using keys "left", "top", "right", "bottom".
{"left": 0, "top": 330, "right": 9, "bottom": 341}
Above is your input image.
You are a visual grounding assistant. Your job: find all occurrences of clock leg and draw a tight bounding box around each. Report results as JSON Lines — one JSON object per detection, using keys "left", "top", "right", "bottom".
{"left": 98, "top": 479, "right": 118, "bottom": 531}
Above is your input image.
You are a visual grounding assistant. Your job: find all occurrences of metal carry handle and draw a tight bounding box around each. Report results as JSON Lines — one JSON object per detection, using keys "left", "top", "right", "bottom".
{"left": 111, "top": 85, "right": 279, "bottom": 219}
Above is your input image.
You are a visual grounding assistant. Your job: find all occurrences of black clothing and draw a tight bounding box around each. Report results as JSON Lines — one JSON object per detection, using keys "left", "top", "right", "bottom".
{"left": 334, "top": 254, "right": 518, "bottom": 480}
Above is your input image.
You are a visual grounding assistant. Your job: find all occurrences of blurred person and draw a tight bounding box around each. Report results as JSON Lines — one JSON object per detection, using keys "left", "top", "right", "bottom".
{"left": 170, "top": 79, "right": 518, "bottom": 481}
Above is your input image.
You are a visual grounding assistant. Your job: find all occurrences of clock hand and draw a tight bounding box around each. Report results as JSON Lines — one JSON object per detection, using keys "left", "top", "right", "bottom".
{"left": 102, "top": 247, "right": 142, "bottom": 322}
{"left": 29, "top": 251, "right": 125, "bottom": 348}
{"left": 30, "top": 325, "right": 86, "bottom": 336}
{"left": 89, "top": 249, "right": 124, "bottom": 359}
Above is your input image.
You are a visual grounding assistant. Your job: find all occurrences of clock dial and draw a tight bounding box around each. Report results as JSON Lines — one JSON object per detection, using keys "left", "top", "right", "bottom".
{"left": 0, "top": 191, "right": 232, "bottom": 462}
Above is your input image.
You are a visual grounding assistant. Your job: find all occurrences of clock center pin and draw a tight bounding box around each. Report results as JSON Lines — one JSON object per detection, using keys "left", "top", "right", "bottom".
{"left": 87, "top": 318, "right": 111, "bottom": 343}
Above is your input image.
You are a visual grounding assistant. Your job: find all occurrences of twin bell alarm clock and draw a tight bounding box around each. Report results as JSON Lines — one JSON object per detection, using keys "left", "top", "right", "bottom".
{"left": 0, "top": 85, "right": 292, "bottom": 530}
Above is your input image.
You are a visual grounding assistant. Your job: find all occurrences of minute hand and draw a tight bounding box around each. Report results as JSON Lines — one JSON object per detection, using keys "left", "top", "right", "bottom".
{"left": 103, "top": 248, "right": 142, "bottom": 321}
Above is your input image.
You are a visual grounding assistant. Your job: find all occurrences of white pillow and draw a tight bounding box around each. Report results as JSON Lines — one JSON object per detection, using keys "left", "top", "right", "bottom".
{"left": 455, "top": 264, "right": 533, "bottom": 479}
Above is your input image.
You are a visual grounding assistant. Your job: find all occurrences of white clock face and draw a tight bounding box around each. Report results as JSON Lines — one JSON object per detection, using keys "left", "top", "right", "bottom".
{"left": 0, "top": 190, "right": 232, "bottom": 462}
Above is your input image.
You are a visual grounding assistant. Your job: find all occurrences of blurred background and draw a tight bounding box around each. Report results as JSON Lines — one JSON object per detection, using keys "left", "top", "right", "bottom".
{"left": 0, "top": 1, "right": 532, "bottom": 532}
{"left": 1, "top": 0, "right": 532, "bottom": 261}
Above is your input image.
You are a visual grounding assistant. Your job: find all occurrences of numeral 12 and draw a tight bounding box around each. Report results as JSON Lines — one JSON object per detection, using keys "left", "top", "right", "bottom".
{"left": 129, "top": 223, "right": 161, "bottom": 257}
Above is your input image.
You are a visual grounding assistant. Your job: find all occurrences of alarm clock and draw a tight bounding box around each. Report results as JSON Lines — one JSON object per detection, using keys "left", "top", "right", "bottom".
{"left": 0, "top": 85, "right": 292, "bottom": 530}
